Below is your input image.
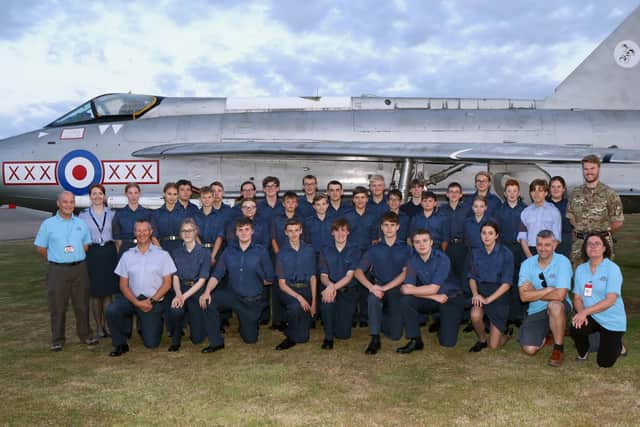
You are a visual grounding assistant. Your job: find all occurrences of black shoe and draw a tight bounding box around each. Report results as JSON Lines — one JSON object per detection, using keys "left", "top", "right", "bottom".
{"left": 276, "top": 338, "right": 296, "bottom": 351}
{"left": 428, "top": 322, "right": 440, "bottom": 333}
{"left": 310, "top": 320, "right": 316, "bottom": 329}
{"left": 270, "top": 322, "right": 287, "bottom": 331}
{"left": 468, "top": 341, "right": 487, "bottom": 353}
{"left": 321, "top": 339, "right": 334, "bottom": 350}
{"left": 352, "top": 320, "right": 358, "bottom": 328}
{"left": 221, "top": 319, "right": 230, "bottom": 328}
{"left": 462, "top": 322, "right": 474, "bottom": 333}
{"left": 365, "top": 335, "right": 381, "bottom": 355}
{"left": 260, "top": 319, "right": 269, "bottom": 326}
{"left": 396, "top": 338, "right": 424, "bottom": 354}
{"left": 85, "top": 337, "right": 99, "bottom": 346}
{"left": 109, "top": 344, "right": 130, "bottom": 357}
{"left": 50, "top": 343, "right": 63, "bottom": 352}
{"left": 359, "top": 321, "right": 369, "bottom": 328}
{"left": 201, "top": 344, "right": 224, "bottom": 353}
{"left": 167, "top": 344, "right": 180, "bottom": 352}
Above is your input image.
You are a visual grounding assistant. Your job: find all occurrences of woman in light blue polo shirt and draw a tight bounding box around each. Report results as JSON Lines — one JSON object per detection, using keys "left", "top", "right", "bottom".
{"left": 570, "top": 233, "right": 627, "bottom": 367}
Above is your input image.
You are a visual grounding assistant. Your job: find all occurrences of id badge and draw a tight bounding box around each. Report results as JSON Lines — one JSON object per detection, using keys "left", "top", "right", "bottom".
{"left": 64, "top": 245, "right": 75, "bottom": 254}
{"left": 584, "top": 282, "right": 593, "bottom": 297}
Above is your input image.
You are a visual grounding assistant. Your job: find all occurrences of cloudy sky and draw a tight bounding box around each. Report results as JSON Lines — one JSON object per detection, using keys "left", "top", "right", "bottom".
{"left": 0, "top": 0, "right": 637, "bottom": 139}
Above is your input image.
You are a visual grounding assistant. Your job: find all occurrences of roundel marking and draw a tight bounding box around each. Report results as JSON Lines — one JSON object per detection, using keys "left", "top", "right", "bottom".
{"left": 614, "top": 40, "right": 639, "bottom": 68}
{"left": 57, "top": 150, "right": 102, "bottom": 195}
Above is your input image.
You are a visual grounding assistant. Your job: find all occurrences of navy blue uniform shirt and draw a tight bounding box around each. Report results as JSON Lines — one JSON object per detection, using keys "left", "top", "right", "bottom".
{"left": 409, "top": 209, "right": 449, "bottom": 246}
{"left": 377, "top": 210, "right": 410, "bottom": 243}
{"left": 466, "top": 192, "right": 501, "bottom": 218}
{"left": 405, "top": 248, "right": 461, "bottom": 296}
{"left": 297, "top": 196, "right": 316, "bottom": 220}
{"left": 366, "top": 197, "right": 389, "bottom": 221}
{"left": 275, "top": 241, "right": 317, "bottom": 284}
{"left": 212, "top": 242, "right": 274, "bottom": 297}
{"left": 304, "top": 213, "right": 335, "bottom": 253}
{"left": 256, "top": 199, "right": 284, "bottom": 224}
{"left": 112, "top": 205, "right": 151, "bottom": 241}
{"left": 151, "top": 204, "right": 187, "bottom": 239}
{"left": 548, "top": 197, "right": 574, "bottom": 236}
{"left": 271, "top": 213, "right": 304, "bottom": 249}
{"left": 177, "top": 201, "right": 201, "bottom": 219}
{"left": 195, "top": 210, "right": 226, "bottom": 244}
{"left": 495, "top": 200, "right": 527, "bottom": 244}
{"left": 400, "top": 200, "right": 423, "bottom": 218}
{"left": 439, "top": 200, "right": 472, "bottom": 240}
{"left": 319, "top": 243, "right": 360, "bottom": 286}
{"left": 468, "top": 243, "right": 514, "bottom": 286}
{"left": 171, "top": 243, "right": 211, "bottom": 281}
{"left": 463, "top": 213, "right": 493, "bottom": 250}
{"left": 328, "top": 200, "right": 352, "bottom": 219}
{"left": 225, "top": 216, "right": 271, "bottom": 247}
{"left": 344, "top": 208, "right": 378, "bottom": 253}
{"left": 358, "top": 239, "right": 411, "bottom": 284}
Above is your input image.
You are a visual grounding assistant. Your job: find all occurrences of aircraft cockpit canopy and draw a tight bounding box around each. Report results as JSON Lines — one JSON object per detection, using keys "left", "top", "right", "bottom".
{"left": 46, "top": 93, "right": 160, "bottom": 127}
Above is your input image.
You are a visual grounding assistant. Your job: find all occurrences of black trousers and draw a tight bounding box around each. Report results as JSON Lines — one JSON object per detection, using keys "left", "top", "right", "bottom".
{"left": 570, "top": 316, "right": 625, "bottom": 368}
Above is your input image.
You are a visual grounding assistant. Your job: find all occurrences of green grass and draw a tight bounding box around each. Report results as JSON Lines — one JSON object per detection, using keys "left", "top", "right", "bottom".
{"left": 1, "top": 218, "right": 639, "bottom": 426}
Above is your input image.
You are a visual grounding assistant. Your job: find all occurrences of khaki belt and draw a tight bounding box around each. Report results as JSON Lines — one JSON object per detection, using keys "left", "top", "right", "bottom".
{"left": 202, "top": 243, "right": 214, "bottom": 248}
{"left": 183, "top": 280, "right": 196, "bottom": 287}
{"left": 161, "top": 235, "right": 180, "bottom": 241}
{"left": 290, "top": 282, "right": 308, "bottom": 289}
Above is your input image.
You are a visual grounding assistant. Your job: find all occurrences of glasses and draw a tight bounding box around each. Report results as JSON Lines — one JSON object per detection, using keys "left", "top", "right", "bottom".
{"left": 587, "top": 241, "right": 604, "bottom": 248}
{"left": 476, "top": 179, "right": 489, "bottom": 184}
{"left": 242, "top": 205, "right": 256, "bottom": 210}
{"left": 264, "top": 183, "right": 278, "bottom": 188}
{"left": 181, "top": 229, "right": 196, "bottom": 234}
{"left": 538, "top": 272, "right": 548, "bottom": 288}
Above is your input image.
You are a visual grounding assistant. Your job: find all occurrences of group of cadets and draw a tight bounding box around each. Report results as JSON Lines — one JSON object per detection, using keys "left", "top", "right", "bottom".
{"left": 68, "top": 158, "right": 625, "bottom": 368}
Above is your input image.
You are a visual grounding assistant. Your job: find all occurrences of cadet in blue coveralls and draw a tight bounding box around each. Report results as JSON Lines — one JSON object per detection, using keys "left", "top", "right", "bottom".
{"left": 440, "top": 182, "right": 471, "bottom": 288}
{"left": 271, "top": 191, "right": 302, "bottom": 253}
{"left": 199, "top": 217, "right": 274, "bottom": 353}
{"left": 151, "top": 182, "right": 187, "bottom": 253}
{"left": 176, "top": 179, "right": 201, "bottom": 219}
{"left": 167, "top": 219, "right": 211, "bottom": 352}
{"left": 570, "top": 233, "right": 627, "bottom": 367}
{"left": 366, "top": 174, "right": 389, "bottom": 221}
{"left": 397, "top": 229, "right": 465, "bottom": 352}
{"left": 112, "top": 183, "right": 151, "bottom": 257}
{"left": 467, "top": 171, "right": 501, "bottom": 218}
{"left": 256, "top": 176, "right": 284, "bottom": 223}
{"left": 274, "top": 218, "right": 318, "bottom": 350}
{"left": 355, "top": 212, "right": 412, "bottom": 355}
{"left": 409, "top": 191, "right": 448, "bottom": 250}
{"left": 227, "top": 198, "right": 270, "bottom": 247}
{"left": 344, "top": 186, "right": 378, "bottom": 327}
{"left": 383, "top": 189, "right": 410, "bottom": 243}
{"left": 494, "top": 179, "right": 527, "bottom": 327}
{"left": 400, "top": 178, "right": 424, "bottom": 218}
{"left": 297, "top": 175, "right": 318, "bottom": 220}
{"left": 468, "top": 221, "right": 514, "bottom": 352}
{"left": 107, "top": 219, "right": 177, "bottom": 356}
{"left": 327, "top": 180, "right": 352, "bottom": 219}
{"left": 304, "top": 193, "right": 335, "bottom": 253}
{"left": 318, "top": 218, "right": 360, "bottom": 349}
{"left": 195, "top": 187, "right": 226, "bottom": 266}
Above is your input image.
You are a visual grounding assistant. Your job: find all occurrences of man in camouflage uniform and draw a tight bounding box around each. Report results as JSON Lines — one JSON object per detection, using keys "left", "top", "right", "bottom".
{"left": 566, "top": 154, "right": 624, "bottom": 266}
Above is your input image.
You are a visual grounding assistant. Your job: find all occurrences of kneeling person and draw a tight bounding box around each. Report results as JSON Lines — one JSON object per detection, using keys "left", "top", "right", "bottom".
{"left": 318, "top": 218, "right": 360, "bottom": 349}
{"left": 355, "top": 212, "right": 412, "bottom": 355}
{"left": 275, "top": 219, "right": 317, "bottom": 350}
{"left": 199, "top": 218, "right": 274, "bottom": 353}
{"left": 517, "top": 230, "right": 572, "bottom": 367}
{"left": 107, "top": 219, "right": 177, "bottom": 356}
{"left": 397, "top": 229, "right": 465, "bottom": 353}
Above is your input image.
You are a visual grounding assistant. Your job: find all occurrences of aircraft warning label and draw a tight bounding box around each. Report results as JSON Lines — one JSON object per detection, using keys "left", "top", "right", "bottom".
{"left": 2, "top": 161, "right": 58, "bottom": 185}
{"left": 60, "top": 128, "right": 86, "bottom": 140}
{"left": 57, "top": 150, "right": 102, "bottom": 195}
{"left": 101, "top": 160, "right": 160, "bottom": 184}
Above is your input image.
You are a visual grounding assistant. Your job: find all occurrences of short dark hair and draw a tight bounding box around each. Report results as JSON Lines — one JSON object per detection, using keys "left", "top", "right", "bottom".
{"left": 124, "top": 182, "right": 141, "bottom": 193}
{"left": 240, "top": 181, "right": 256, "bottom": 191}
{"left": 380, "top": 211, "right": 398, "bottom": 224}
{"left": 262, "top": 176, "right": 280, "bottom": 188}
{"left": 529, "top": 179, "right": 549, "bottom": 193}
{"left": 421, "top": 191, "right": 437, "bottom": 201}
{"left": 352, "top": 186, "right": 368, "bottom": 197}
{"left": 331, "top": 218, "right": 349, "bottom": 231}
{"left": 410, "top": 178, "right": 423, "bottom": 188}
{"left": 472, "top": 195, "right": 487, "bottom": 206}
{"left": 388, "top": 189, "right": 402, "bottom": 201}
{"left": 481, "top": 220, "right": 500, "bottom": 235}
{"left": 410, "top": 228, "right": 432, "bottom": 241}
{"left": 313, "top": 193, "right": 329, "bottom": 204}
{"left": 235, "top": 217, "right": 253, "bottom": 230}
{"left": 163, "top": 182, "right": 178, "bottom": 193}
{"left": 327, "top": 180, "right": 343, "bottom": 190}
{"left": 549, "top": 176, "right": 566, "bottom": 189}
{"left": 447, "top": 182, "right": 462, "bottom": 192}
{"left": 302, "top": 175, "right": 317, "bottom": 184}
{"left": 282, "top": 191, "right": 298, "bottom": 201}
{"left": 209, "top": 181, "right": 224, "bottom": 190}
{"left": 176, "top": 179, "right": 192, "bottom": 189}
{"left": 284, "top": 218, "right": 302, "bottom": 230}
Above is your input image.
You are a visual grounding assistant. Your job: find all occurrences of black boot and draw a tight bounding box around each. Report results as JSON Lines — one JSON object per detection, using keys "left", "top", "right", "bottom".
{"left": 396, "top": 338, "right": 424, "bottom": 354}
{"left": 365, "top": 335, "right": 381, "bottom": 355}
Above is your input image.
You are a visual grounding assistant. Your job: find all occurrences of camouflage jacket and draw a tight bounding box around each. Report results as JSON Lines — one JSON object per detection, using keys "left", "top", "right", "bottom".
{"left": 566, "top": 182, "right": 624, "bottom": 233}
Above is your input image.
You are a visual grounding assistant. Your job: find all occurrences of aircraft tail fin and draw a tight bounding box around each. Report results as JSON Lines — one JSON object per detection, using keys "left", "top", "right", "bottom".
{"left": 543, "top": 7, "right": 640, "bottom": 110}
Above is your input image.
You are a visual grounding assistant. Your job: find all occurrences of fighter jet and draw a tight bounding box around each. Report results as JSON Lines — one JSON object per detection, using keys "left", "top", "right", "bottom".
{"left": 2, "top": 6, "right": 640, "bottom": 212}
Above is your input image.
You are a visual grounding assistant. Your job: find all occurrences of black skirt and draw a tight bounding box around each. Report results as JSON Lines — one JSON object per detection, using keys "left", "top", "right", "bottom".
{"left": 478, "top": 281, "right": 510, "bottom": 332}
{"left": 86, "top": 242, "right": 119, "bottom": 297}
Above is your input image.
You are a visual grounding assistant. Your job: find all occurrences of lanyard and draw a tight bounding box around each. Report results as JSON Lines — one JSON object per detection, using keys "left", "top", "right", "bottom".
{"left": 89, "top": 208, "right": 107, "bottom": 244}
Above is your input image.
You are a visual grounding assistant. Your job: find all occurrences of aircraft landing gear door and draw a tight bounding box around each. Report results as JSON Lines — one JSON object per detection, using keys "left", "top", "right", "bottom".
{"left": 398, "top": 158, "right": 414, "bottom": 200}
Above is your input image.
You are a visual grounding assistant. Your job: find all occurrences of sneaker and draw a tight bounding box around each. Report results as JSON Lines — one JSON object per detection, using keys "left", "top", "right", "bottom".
{"left": 548, "top": 349, "right": 563, "bottom": 367}
{"left": 50, "top": 343, "right": 63, "bottom": 352}
{"left": 575, "top": 352, "right": 588, "bottom": 362}
{"left": 468, "top": 341, "right": 487, "bottom": 353}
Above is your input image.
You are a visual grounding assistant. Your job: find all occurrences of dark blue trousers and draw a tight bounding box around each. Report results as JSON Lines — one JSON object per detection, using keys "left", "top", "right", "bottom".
{"left": 368, "top": 287, "right": 403, "bottom": 340}
{"left": 169, "top": 285, "right": 206, "bottom": 346}
{"left": 107, "top": 296, "right": 165, "bottom": 348}
{"left": 204, "top": 288, "right": 263, "bottom": 346}
{"left": 321, "top": 285, "right": 358, "bottom": 340}
{"left": 280, "top": 286, "right": 313, "bottom": 343}
{"left": 401, "top": 293, "right": 465, "bottom": 347}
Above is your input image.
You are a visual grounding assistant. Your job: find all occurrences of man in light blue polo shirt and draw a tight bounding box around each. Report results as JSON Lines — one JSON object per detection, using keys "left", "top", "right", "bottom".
{"left": 107, "top": 219, "right": 177, "bottom": 356}
{"left": 517, "top": 230, "right": 572, "bottom": 367}
{"left": 35, "top": 191, "right": 96, "bottom": 352}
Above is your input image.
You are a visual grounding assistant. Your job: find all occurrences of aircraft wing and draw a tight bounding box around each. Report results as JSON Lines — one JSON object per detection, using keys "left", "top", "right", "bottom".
{"left": 132, "top": 140, "right": 640, "bottom": 163}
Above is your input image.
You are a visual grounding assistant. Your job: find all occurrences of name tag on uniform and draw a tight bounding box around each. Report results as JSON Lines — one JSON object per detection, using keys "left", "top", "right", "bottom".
{"left": 64, "top": 245, "right": 75, "bottom": 254}
{"left": 584, "top": 282, "right": 593, "bottom": 297}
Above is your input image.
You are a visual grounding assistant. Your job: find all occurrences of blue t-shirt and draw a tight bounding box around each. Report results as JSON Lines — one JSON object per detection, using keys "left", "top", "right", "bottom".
{"left": 518, "top": 253, "right": 572, "bottom": 315}
{"left": 115, "top": 244, "right": 177, "bottom": 297}
{"left": 573, "top": 258, "right": 626, "bottom": 332}
{"left": 34, "top": 213, "right": 92, "bottom": 263}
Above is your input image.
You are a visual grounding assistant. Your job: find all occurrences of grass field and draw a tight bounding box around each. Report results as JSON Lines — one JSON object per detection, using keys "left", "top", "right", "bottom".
{"left": 1, "top": 218, "right": 639, "bottom": 426}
